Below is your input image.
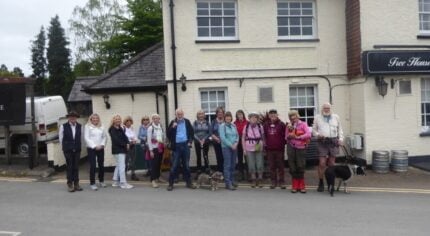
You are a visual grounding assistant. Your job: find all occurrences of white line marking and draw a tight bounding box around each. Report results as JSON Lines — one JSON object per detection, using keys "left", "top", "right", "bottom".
{"left": 0, "top": 231, "right": 22, "bottom": 236}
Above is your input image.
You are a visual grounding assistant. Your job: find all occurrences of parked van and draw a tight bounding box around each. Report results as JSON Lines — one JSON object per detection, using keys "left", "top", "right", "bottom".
{"left": 0, "top": 96, "right": 67, "bottom": 155}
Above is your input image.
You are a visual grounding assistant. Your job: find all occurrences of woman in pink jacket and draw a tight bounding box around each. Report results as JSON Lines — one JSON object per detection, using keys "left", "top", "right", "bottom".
{"left": 285, "top": 110, "right": 311, "bottom": 193}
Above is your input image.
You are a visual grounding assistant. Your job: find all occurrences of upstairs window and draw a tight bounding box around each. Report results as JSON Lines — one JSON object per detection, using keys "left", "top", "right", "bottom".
{"left": 196, "top": 1, "right": 238, "bottom": 40}
{"left": 277, "top": 1, "right": 316, "bottom": 39}
{"left": 419, "top": 0, "right": 430, "bottom": 34}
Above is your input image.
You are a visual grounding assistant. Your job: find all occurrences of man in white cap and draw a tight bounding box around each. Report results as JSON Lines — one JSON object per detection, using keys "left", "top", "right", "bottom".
{"left": 312, "top": 103, "right": 344, "bottom": 192}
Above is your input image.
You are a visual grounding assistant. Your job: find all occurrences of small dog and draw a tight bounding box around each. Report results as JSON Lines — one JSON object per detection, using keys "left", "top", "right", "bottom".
{"left": 325, "top": 157, "right": 367, "bottom": 197}
{"left": 196, "top": 171, "right": 224, "bottom": 191}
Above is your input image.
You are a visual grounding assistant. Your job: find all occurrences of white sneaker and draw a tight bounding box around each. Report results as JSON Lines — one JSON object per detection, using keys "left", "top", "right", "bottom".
{"left": 152, "top": 180, "right": 159, "bottom": 188}
{"left": 99, "top": 182, "right": 107, "bottom": 188}
{"left": 90, "top": 184, "right": 98, "bottom": 191}
{"left": 112, "top": 181, "right": 120, "bottom": 188}
{"left": 120, "top": 183, "right": 134, "bottom": 189}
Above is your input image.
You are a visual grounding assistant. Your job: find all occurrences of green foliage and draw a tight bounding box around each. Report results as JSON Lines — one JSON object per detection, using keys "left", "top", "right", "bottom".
{"left": 102, "top": 0, "right": 163, "bottom": 61}
{"left": 47, "top": 15, "right": 73, "bottom": 99}
{"left": 0, "top": 64, "right": 25, "bottom": 77}
{"left": 30, "top": 26, "right": 47, "bottom": 95}
{"left": 69, "top": 0, "right": 125, "bottom": 75}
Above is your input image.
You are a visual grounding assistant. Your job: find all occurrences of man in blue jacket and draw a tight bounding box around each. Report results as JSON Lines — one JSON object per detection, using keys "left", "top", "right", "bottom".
{"left": 166, "top": 108, "right": 196, "bottom": 191}
{"left": 59, "top": 111, "right": 82, "bottom": 192}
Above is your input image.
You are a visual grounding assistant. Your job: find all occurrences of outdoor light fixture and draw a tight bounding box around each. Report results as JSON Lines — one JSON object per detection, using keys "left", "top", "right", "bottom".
{"left": 103, "top": 94, "right": 111, "bottom": 109}
{"left": 375, "top": 76, "right": 388, "bottom": 98}
{"left": 180, "top": 73, "right": 187, "bottom": 91}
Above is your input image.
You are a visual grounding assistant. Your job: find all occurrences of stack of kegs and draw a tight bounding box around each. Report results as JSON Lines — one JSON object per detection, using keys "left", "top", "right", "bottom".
{"left": 372, "top": 150, "right": 408, "bottom": 173}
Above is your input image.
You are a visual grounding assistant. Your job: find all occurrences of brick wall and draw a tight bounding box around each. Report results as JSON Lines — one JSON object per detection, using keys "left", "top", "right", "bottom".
{"left": 346, "top": 0, "right": 362, "bottom": 79}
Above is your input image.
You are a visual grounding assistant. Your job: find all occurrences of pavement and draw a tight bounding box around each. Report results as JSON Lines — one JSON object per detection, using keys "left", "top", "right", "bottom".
{"left": 0, "top": 160, "right": 430, "bottom": 235}
{"left": 0, "top": 178, "right": 429, "bottom": 236}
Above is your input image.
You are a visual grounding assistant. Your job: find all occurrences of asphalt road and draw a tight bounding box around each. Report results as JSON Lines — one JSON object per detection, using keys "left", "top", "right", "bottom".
{"left": 0, "top": 180, "right": 429, "bottom": 236}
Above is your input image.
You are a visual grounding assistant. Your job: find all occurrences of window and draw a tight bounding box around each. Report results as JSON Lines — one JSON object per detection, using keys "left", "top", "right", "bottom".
{"left": 259, "top": 87, "right": 274, "bottom": 103}
{"left": 277, "top": 1, "right": 316, "bottom": 39}
{"left": 419, "top": 0, "right": 430, "bottom": 34}
{"left": 398, "top": 80, "right": 412, "bottom": 95}
{"left": 421, "top": 79, "right": 430, "bottom": 126}
{"left": 196, "top": 1, "right": 237, "bottom": 40}
{"left": 289, "top": 85, "right": 317, "bottom": 126}
{"left": 200, "top": 88, "right": 227, "bottom": 122}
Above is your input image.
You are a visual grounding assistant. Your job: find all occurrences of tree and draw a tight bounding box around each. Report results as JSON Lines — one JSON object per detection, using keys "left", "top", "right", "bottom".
{"left": 0, "top": 64, "right": 25, "bottom": 77}
{"left": 30, "top": 26, "right": 47, "bottom": 95}
{"left": 102, "top": 0, "right": 163, "bottom": 61}
{"left": 47, "top": 15, "right": 73, "bottom": 99}
{"left": 12, "top": 67, "right": 24, "bottom": 77}
{"left": 69, "top": 0, "right": 125, "bottom": 74}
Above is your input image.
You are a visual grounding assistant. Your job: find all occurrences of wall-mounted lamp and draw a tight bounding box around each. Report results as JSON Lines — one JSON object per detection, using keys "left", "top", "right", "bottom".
{"left": 375, "top": 76, "right": 388, "bottom": 97}
{"left": 180, "top": 73, "right": 187, "bottom": 92}
{"left": 103, "top": 94, "right": 111, "bottom": 109}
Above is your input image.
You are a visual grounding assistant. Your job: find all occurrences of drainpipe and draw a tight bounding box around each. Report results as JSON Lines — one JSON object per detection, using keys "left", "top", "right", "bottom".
{"left": 163, "top": 94, "right": 169, "bottom": 128}
{"left": 169, "top": 0, "right": 178, "bottom": 109}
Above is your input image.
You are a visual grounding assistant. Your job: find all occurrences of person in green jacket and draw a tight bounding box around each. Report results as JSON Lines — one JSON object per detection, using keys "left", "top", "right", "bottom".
{"left": 219, "top": 111, "right": 239, "bottom": 190}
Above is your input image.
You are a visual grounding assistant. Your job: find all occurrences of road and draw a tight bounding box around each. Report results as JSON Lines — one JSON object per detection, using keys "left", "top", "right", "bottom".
{"left": 0, "top": 179, "right": 429, "bottom": 236}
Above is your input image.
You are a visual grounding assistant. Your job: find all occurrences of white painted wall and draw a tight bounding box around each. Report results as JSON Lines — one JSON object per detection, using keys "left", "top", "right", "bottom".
{"left": 361, "top": 0, "right": 426, "bottom": 51}
{"left": 91, "top": 92, "right": 167, "bottom": 167}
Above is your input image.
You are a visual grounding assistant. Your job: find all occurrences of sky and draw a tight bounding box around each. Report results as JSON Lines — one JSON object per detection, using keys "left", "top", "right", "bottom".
{"left": 0, "top": 0, "right": 122, "bottom": 76}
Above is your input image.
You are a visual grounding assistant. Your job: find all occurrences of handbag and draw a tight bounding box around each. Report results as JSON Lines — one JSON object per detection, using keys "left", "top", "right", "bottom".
{"left": 145, "top": 149, "right": 151, "bottom": 161}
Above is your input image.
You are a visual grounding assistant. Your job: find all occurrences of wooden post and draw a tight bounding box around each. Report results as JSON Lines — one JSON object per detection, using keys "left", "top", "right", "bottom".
{"left": 29, "top": 83, "right": 38, "bottom": 168}
{"left": 5, "top": 125, "right": 11, "bottom": 165}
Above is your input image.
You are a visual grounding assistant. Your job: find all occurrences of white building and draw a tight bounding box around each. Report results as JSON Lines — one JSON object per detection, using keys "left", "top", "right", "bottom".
{"left": 162, "top": 0, "right": 430, "bottom": 163}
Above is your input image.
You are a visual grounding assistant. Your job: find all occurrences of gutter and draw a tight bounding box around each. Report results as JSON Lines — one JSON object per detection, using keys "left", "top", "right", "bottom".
{"left": 169, "top": 0, "right": 178, "bottom": 109}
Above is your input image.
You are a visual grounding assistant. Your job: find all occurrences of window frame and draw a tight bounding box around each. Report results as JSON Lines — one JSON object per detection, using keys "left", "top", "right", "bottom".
{"left": 199, "top": 87, "right": 228, "bottom": 123}
{"left": 289, "top": 84, "right": 318, "bottom": 126}
{"left": 419, "top": 0, "right": 430, "bottom": 34}
{"left": 277, "top": 0, "right": 317, "bottom": 40}
{"left": 397, "top": 79, "right": 413, "bottom": 96}
{"left": 421, "top": 78, "right": 430, "bottom": 127}
{"left": 196, "top": 0, "right": 239, "bottom": 41}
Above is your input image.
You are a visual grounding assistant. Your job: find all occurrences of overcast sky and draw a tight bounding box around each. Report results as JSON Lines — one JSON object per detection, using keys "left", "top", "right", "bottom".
{"left": 0, "top": 0, "right": 117, "bottom": 76}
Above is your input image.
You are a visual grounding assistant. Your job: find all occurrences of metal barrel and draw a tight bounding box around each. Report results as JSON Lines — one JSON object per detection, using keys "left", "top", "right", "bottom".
{"left": 372, "top": 150, "right": 390, "bottom": 174}
{"left": 391, "top": 150, "right": 408, "bottom": 173}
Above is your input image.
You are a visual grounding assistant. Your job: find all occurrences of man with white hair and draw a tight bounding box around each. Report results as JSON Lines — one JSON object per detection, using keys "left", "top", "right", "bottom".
{"left": 312, "top": 103, "right": 344, "bottom": 192}
{"left": 166, "top": 108, "right": 196, "bottom": 191}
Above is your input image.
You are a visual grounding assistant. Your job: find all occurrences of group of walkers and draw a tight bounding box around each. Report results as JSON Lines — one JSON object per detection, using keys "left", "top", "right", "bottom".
{"left": 59, "top": 102, "right": 343, "bottom": 194}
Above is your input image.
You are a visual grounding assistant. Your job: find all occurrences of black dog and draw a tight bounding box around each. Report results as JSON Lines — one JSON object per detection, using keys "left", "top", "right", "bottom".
{"left": 325, "top": 157, "right": 367, "bottom": 197}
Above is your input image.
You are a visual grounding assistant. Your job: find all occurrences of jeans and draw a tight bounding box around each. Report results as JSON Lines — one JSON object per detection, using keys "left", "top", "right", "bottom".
{"left": 151, "top": 148, "right": 163, "bottom": 181}
{"left": 113, "top": 153, "right": 127, "bottom": 184}
{"left": 213, "top": 142, "right": 224, "bottom": 172}
{"left": 267, "top": 150, "right": 285, "bottom": 185}
{"left": 194, "top": 140, "right": 209, "bottom": 171}
{"left": 64, "top": 151, "right": 80, "bottom": 184}
{"left": 168, "top": 142, "right": 191, "bottom": 186}
{"left": 222, "top": 147, "right": 237, "bottom": 187}
{"left": 87, "top": 148, "right": 105, "bottom": 185}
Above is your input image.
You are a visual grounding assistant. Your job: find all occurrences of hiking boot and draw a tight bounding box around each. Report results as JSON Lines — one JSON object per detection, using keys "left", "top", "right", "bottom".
{"left": 257, "top": 179, "right": 263, "bottom": 188}
{"left": 186, "top": 182, "right": 196, "bottom": 189}
{"left": 74, "top": 182, "right": 83, "bottom": 191}
{"left": 67, "top": 183, "right": 75, "bottom": 193}
{"left": 167, "top": 185, "right": 174, "bottom": 191}
{"left": 280, "top": 184, "right": 287, "bottom": 190}
{"left": 317, "top": 180, "right": 324, "bottom": 192}
{"left": 251, "top": 179, "right": 256, "bottom": 188}
{"left": 270, "top": 183, "right": 276, "bottom": 189}
{"left": 226, "top": 185, "right": 236, "bottom": 191}
{"left": 131, "top": 174, "right": 140, "bottom": 181}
